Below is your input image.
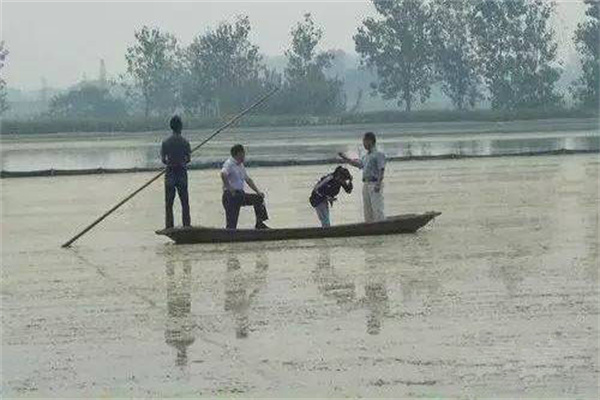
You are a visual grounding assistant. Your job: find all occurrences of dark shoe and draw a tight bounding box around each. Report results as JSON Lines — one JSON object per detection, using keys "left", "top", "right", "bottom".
{"left": 255, "top": 221, "right": 270, "bottom": 230}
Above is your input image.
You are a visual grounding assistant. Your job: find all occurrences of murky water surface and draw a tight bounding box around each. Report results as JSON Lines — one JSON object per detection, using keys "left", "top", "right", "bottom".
{"left": 1, "top": 155, "right": 598, "bottom": 397}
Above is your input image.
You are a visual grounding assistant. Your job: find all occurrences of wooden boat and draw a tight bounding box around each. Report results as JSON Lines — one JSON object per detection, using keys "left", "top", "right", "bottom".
{"left": 156, "top": 211, "right": 441, "bottom": 244}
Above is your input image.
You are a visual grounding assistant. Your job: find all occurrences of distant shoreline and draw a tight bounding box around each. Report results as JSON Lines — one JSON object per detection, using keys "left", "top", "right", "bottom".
{"left": 2, "top": 107, "right": 598, "bottom": 136}
{"left": 2, "top": 148, "right": 597, "bottom": 179}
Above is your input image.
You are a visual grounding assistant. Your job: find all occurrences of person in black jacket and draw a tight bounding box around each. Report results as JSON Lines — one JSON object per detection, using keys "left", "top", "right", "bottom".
{"left": 310, "top": 166, "right": 353, "bottom": 227}
{"left": 161, "top": 115, "right": 192, "bottom": 228}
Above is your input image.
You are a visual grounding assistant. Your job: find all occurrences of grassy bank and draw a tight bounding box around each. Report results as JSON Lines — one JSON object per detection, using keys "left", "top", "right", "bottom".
{"left": 1, "top": 107, "right": 598, "bottom": 135}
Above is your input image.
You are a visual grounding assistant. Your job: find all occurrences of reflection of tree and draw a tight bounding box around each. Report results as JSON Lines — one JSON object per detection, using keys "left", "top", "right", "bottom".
{"left": 404, "top": 142, "right": 413, "bottom": 158}
{"left": 419, "top": 141, "right": 431, "bottom": 157}
{"left": 452, "top": 140, "right": 465, "bottom": 157}
{"left": 224, "top": 252, "right": 269, "bottom": 339}
{"left": 165, "top": 258, "right": 195, "bottom": 367}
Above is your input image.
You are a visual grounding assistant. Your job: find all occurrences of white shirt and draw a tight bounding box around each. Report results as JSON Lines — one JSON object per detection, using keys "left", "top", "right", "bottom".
{"left": 221, "top": 157, "right": 248, "bottom": 191}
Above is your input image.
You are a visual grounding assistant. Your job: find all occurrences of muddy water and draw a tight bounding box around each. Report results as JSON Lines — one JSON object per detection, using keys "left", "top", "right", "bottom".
{"left": 2, "top": 118, "right": 599, "bottom": 172}
{"left": 1, "top": 155, "right": 598, "bottom": 397}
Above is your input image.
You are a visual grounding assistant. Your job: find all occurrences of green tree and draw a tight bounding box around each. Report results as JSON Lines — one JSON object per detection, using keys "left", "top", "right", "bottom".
{"left": 125, "top": 26, "right": 182, "bottom": 117}
{"left": 472, "top": 0, "right": 563, "bottom": 110}
{"left": 0, "top": 41, "right": 9, "bottom": 115}
{"left": 571, "top": 0, "right": 599, "bottom": 109}
{"left": 430, "top": 0, "right": 482, "bottom": 110}
{"left": 49, "top": 84, "right": 128, "bottom": 118}
{"left": 184, "top": 16, "right": 272, "bottom": 116}
{"left": 275, "top": 13, "right": 345, "bottom": 115}
{"left": 354, "top": 0, "right": 433, "bottom": 112}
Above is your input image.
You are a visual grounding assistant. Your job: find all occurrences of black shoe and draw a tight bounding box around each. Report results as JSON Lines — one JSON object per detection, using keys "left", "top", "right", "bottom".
{"left": 255, "top": 221, "right": 270, "bottom": 230}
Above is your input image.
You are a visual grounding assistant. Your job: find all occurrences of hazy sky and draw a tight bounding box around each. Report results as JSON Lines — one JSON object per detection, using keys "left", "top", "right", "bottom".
{"left": 2, "top": 0, "right": 586, "bottom": 90}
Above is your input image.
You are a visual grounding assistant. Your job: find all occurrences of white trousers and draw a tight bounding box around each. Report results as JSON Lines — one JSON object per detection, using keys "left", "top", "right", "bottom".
{"left": 362, "top": 182, "right": 385, "bottom": 223}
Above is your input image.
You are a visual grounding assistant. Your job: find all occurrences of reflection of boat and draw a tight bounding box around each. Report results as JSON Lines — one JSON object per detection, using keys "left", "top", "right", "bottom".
{"left": 156, "top": 212, "right": 441, "bottom": 244}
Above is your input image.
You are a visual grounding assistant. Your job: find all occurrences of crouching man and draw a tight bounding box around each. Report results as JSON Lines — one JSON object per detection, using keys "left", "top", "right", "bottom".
{"left": 221, "top": 144, "right": 270, "bottom": 230}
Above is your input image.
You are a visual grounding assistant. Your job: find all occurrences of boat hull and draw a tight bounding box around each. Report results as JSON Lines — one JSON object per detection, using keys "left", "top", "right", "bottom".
{"left": 156, "top": 212, "right": 441, "bottom": 244}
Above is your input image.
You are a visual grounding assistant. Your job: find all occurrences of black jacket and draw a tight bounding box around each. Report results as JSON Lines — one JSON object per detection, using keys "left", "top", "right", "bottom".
{"left": 161, "top": 134, "right": 191, "bottom": 173}
{"left": 309, "top": 174, "right": 353, "bottom": 207}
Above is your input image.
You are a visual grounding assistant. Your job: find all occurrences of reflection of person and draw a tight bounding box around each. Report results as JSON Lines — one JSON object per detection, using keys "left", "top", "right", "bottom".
{"left": 165, "top": 258, "right": 195, "bottom": 366}
{"left": 224, "top": 252, "right": 269, "bottom": 338}
{"left": 489, "top": 263, "right": 524, "bottom": 296}
{"left": 312, "top": 247, "right": 356, "bottom": 305}
{"left": 221, "top": 144, "right": 270, "bottom": 230}
{"left": 161, "top": 115, "right": 192, "bottom": 228}
{"left": 363, "top": 243, "right": 389, "bottom": 335}
{"left": 309, "top": 167, "right": 353, "bottom": 227}
{"left": 364, "top": 281, "right": 388, "bottom": 335}
{"left": 338, "top": 132, "right": 386, "bottom": 223}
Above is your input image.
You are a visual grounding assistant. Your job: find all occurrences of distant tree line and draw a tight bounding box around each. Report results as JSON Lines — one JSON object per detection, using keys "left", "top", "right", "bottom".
{"left": 355, "top": 0, "right": 598, "bottom": 112}
{"left": 0, "top": 41, "right": 8, "bottom": 115}
{"left": 48, "top": 84, "right": 128, "bottom": 118}
{"left": 119, "top": 13, "right": 344, "bottom": 118}
{"left": 571, "top": 0, "right": 600, "bottom": 109}
{"left": 2, "top": 0, "right": 597, "bottom": 119}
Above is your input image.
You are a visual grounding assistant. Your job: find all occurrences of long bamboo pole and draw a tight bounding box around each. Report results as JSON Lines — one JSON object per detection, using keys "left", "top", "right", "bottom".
{"left": 61, "top": 87, "right": 279, "bottom": 248}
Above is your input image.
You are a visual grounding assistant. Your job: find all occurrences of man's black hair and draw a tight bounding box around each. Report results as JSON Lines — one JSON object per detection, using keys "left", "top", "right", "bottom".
{"left": 363, "top": 131, "right": 376, "bottom": 143}
{"left": 231, "top": 144, "right": 245, "bottom": 157}
{"left": 170, "top": 115, "right": 183, "bottom": 133}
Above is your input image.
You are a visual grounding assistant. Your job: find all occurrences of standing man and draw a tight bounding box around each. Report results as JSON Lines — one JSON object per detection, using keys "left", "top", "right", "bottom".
{"left": 338, "top": 132, "right": 386, "bottom": 223}
{"left": 221, "top": 144, "right": 270, "bottom": 230}
{"left": 161, "top": 115, "right": 191, "bottom": 229}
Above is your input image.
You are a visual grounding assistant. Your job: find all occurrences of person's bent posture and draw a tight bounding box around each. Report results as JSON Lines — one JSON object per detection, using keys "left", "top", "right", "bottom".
{"left": 309, "top": 166, "right": 353, "bottom": 227}
{"left": 161, "top": 115, "right": 191, "bottom": 228}
{"left": 338, "top": 132, "right": 386, "bottom": 223}
{"left": 221, "top": 144, "right": 270, "bottom": 230}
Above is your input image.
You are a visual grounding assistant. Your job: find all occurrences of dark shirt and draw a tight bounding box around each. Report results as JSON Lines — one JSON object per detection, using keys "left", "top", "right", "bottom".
{"left": 309, "top": 174, "right": 353, "bottom": 207}
{"left": 161, "top": 133, "right": 191, "bottom": 172}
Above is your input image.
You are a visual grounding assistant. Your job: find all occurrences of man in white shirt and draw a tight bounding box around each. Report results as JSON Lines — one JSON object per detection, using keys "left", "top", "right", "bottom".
{"left": 338, "top": 132, "right": 386, "bottom": 223}
{"left": 221, "top": 144, "right": 270, "bottom": 229}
